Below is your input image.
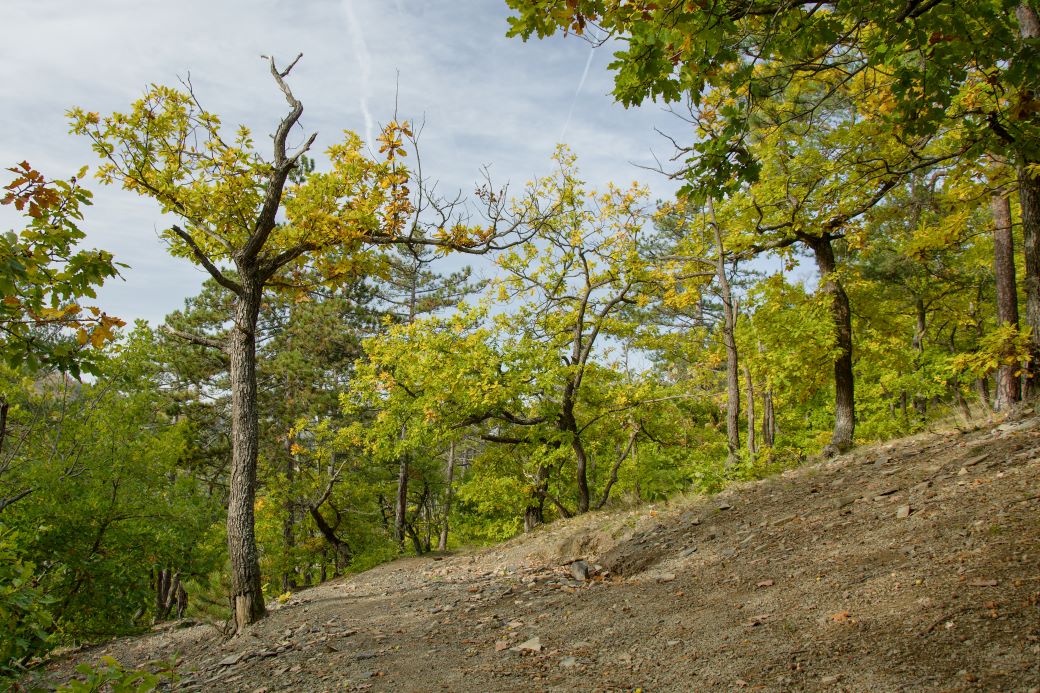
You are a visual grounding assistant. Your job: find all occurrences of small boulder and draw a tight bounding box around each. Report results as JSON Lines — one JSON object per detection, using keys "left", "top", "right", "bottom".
{"left": 511, "top": 637, "right": 542, "bottom": 653}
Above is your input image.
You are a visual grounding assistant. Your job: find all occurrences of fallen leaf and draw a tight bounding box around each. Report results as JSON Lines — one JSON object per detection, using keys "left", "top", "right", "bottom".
{"left": 830, "top": 610, "right": 852, "bottom": 623}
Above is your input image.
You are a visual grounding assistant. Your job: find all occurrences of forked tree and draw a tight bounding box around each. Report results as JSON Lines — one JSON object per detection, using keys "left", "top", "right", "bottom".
{"left": 71, "top": 55, "right": 536, "bottom": 630}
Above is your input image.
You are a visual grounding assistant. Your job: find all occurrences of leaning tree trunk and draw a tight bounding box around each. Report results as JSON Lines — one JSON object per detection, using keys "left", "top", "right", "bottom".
{"left": 993, "top": 193, "right": 1022, "bottom": 409}
{"left": 559, "top": 396, "right": 590, "bottom": 514}
{"left": 308, "top": 505, "right": 352, "bottom": 570}
{"left": 227, "top": 286, "right": 265, "bottom": 629}
{"left": 809, "top": 235, "right": 855, "bottom": 454}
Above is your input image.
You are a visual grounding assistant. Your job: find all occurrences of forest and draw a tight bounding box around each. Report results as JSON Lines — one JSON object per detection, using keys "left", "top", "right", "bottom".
{"left": 2, "top": 0, "right": 1039, "bottom": 684}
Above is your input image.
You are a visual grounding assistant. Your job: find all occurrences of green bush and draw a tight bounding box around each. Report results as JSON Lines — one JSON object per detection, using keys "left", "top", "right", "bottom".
{"left": 55, "top": 656, "right": 178, "bottom": 693}
{"left": 0, "top": 531, "right": 54, "bottom": 678}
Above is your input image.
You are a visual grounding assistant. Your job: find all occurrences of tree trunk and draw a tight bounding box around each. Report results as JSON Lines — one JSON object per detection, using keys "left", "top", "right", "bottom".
{"left": 993, "top": 193, "right": 1022, "bottom": 409}
{"left": 437, "top": 441, "right": 455, "bottom": 551}
{"left": 523, "top": 465, "right": 548, "bottom": 532}
{"left": 154, "top": 568, "right": 171, "bottom": 622}
{"left": 394, "top": 452, "right": 408, "bottom": 548}
{"left": 560, "top": 400, "right": 589, "bottom": 514}
{"left": 226, "top": 288, "right": 265, "bottom": 630}
{"left": 709, "top": 198, "right": 740, "bottom": 464}
{"left": 809, "top": 235, "right": 855, "bottom": 454}
{"left": 572, "top": 435, "right": 590, "bottom": 514}
{"left": 743, "top": 363, "right": 757, "bottom": 459}
{"left": 175, "top": 581, "right": 188, "bottom": 619}
{"left": 761, "top": 389, "right": 775, "bottom": 448}
{"left": 282, "top": 438, "right": 297, "bottom": 592}
{"left": 913, "top": 297, "right": 926, "bottom": 354}
{"left": 1018, "top": 163, "right": 1040, "bottom": 399}
{"left": 1017, "top": 3, "right": 1040, "bottom": 398}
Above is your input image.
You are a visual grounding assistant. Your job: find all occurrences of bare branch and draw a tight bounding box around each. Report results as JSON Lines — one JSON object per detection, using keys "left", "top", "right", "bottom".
{"left": 244, "top": 54, "right": 317, "bottom": 261}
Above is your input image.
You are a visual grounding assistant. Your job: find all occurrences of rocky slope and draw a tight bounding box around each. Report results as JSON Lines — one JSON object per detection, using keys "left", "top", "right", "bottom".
{"left": 30, "top": 416, "right": 1040, "bottom": 692}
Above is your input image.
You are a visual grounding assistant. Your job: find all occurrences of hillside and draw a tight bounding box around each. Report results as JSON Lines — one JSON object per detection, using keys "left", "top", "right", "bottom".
{"left": 32, "top": 416, "right": 1040, "bottom": 692}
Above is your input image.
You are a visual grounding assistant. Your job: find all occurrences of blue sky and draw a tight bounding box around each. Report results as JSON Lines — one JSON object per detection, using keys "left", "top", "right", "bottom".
{"left": 1, "top": 0, "right": 684, "bottom": 325}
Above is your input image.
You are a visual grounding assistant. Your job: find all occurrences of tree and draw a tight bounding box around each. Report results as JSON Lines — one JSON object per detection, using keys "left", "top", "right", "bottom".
{"left": 375, "top": 246, "right": 483, "bottom": 548}
{"left": 69, "top": 56, "right": 411, "bottom": 629}
{"left": 506, "top": 0, "right": 1040, "bottom": 392}
{"left": 0, "top": 163, "right": 123, "bottom": 514}
{"left": 0, "top": 162, "right": 123, "bottom": 377}
{"left": 0, "top": 326, "right": 222, "bottom": 666}
{"left": 657, "top": 198, "right": 747, "bottom": 464}
{"left": 71, "top": 56, "right": 541, "bottom": 629}
{"left": 991, "top": 190, "right": 1021, "bottom": 409}
{"left": 346, "top": 150, "right": 689, "bottom": 530}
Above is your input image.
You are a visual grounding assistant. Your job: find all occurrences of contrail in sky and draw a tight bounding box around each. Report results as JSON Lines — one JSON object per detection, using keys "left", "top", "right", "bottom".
{"left": 560, "top": 46, "right": 596, "bottom": 144}
{"left": 341, "top": 0, "right": 376, "bottom": 147}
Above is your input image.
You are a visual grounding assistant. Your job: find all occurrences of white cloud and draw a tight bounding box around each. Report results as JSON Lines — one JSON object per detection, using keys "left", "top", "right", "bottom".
{"left": 0, "top": 0, "right": 682, "bottom": 326}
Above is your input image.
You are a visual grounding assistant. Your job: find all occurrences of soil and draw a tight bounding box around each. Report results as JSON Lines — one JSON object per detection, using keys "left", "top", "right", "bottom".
{"left": 25, "top": 414, "right": 1040, "bottom": 692}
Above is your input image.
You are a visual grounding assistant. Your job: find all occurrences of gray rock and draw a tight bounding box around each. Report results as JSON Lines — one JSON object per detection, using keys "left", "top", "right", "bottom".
{"left": 570, "top": 560, "right": 591, "bottom": 582}
{"left": 511, "top": 636, "right": 542, "bottom": 653}
{"left": 219, "top": 652, "right": 248, "bottom": 666}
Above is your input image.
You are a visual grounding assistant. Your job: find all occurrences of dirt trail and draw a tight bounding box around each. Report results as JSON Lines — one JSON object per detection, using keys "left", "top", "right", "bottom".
{"left": 32, "top": 416, "right": 1040, "bottom": 692}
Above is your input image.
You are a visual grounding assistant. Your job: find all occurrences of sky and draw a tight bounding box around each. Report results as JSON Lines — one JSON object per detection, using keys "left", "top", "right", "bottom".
{"left": 0, "top": 0, "right": 686, "bottom": 326}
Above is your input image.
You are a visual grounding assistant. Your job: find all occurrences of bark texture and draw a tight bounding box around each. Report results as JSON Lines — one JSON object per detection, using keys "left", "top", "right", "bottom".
{"left": 1017, "top": 3, "right": 1040, "bottom": 398}
{"left": 992, "top": 193, "right": 1022, "bottom": 410}
{"left": 761, "top": 389, "right": 776, "bottom": 448}
{"left": 394, "top": 453, "right": 409, "bottom": 547}
{"left": 743, "top": 362, "right": 757, "bottom": 459}
{"left": 1019, "top": 161, "right": 1040, "bottom": 398}
{"left": 227, "top": 290, "right": 265, "bottom": 628}
{"left": 437, "top": 442, "right": 456, "bottom": 551}
{"left": 809, "top": 235, "right": 855, "bottom": 454}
